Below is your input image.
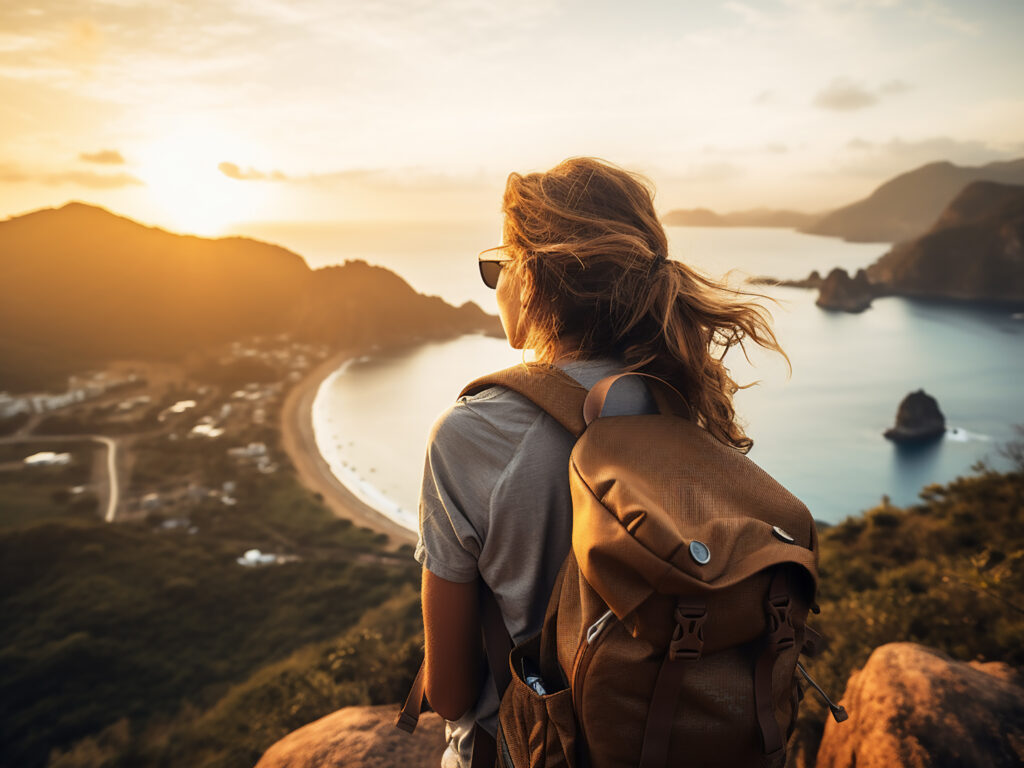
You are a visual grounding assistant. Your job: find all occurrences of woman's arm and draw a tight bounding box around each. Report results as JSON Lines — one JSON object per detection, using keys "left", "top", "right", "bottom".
{"left": 421, "top": 568, "right": 482, "bottom": 722}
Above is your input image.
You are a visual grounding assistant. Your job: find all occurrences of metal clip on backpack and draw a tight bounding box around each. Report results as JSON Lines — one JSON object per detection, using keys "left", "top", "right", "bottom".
{"left": 398, "top": 363, "right": 845, "bottom": 768}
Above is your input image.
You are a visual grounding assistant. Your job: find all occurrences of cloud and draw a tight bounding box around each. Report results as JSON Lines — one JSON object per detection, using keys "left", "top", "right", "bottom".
{"left": 0, "top": 164, "right": 29, "bottom": 183}
{"left": 79, "top": 149, "right": 125, "bottom": 164}
{"left": 813, "top": 79, "right": 878, "bottom": 111}
{"left": 846, "top": 137, "right": 873, "bottom": 150}
{"left": 0, "top": 161, "right": 143, "bottom": 188}
{"left": 879, "top": 79, "right": 912, "bottom": 95}
{"left": 701, "top": 143, "right": 789, "bottom": 157}
{"left": 673, "top": 162, "right": 746, "bottom": 184}
{"left": 812, "top": 77, "right": 915, "bottom": 111}
{"left": 218, "top": 161, "right": 287, "bottom": 181}
{"left": 43, "top": 170, "right": 144, "bottom": 188}
{"left": 723, "top": 2, "right": 781, "bottom": 28}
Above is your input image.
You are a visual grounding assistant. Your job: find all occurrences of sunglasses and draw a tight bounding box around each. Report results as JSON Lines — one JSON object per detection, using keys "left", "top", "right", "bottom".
{"left": 478, "top": 251, "right": 512, "bottom": 290}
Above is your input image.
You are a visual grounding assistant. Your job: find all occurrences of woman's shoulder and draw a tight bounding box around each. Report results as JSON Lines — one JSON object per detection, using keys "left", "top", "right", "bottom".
{"left": 426, "top": 384, "right": 548, "bottom": 456}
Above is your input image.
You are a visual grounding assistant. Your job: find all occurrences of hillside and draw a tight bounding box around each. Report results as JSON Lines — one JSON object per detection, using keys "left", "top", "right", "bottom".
{"left": 864, "top": 181, "right": 1024, "bottom": 303}
{"left": 800, "top": 158, "right": 1024, "bottom": 243}
{"left": 27, "top": 438, "right": 1020, "bottom": 768}
{"left": 0, "top": 203, "right": 501, "bottom": 392}
{"left": 661, "top": 207, "right": 818, "bottom": 228}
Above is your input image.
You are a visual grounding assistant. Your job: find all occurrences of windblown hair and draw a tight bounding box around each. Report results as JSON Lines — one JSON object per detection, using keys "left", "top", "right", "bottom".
{"left": 496, "top": 156, "right": 789, "bottom": 453}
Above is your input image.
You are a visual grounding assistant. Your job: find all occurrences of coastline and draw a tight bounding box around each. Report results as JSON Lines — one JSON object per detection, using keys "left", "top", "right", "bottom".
{"left": 279, "top": 347, "right": 417, "bottom": 550}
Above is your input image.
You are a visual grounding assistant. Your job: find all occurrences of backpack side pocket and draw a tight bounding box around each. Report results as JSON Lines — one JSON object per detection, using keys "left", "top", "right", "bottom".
{"left": 498, "top": 633, "right": 578, "bottom": 768}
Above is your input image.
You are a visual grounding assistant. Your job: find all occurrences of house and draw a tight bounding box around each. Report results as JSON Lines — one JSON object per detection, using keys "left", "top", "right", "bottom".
{"left": 227, "top": 442, "right": 267, "bottom": 459}
{"left": 0, "top": 393, "right": 31, "bottom": 419}
{"left": 24, "top": 451, "right": 71, "bottom": 466}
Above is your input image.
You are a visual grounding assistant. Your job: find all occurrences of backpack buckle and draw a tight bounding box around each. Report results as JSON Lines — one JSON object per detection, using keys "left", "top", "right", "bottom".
{"left": 766, "top": 595, "right": 795, "bottom": 652}
{"left": 669, "top": 599, "right": 706, "bottom": 661}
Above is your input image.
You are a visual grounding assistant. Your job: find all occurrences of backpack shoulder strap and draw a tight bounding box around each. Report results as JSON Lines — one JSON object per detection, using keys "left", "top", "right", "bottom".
{"left": 460, "top": 362, "right": 589, "bottom": 438}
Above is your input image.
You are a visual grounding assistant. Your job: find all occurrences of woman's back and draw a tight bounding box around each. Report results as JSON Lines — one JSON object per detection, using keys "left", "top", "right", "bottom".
{"left": 416, "top": 356, "right": 658, "bottom": 767}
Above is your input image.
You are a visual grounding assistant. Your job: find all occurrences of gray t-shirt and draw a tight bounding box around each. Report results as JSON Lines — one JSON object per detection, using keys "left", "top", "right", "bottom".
{"left": 415, "top": 356, "right": 659, "bottom": 768}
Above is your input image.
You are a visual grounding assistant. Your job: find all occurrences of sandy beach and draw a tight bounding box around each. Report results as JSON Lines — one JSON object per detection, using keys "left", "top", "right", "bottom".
{"left": 280, "top": 348, "right": 417, "bottom": 550}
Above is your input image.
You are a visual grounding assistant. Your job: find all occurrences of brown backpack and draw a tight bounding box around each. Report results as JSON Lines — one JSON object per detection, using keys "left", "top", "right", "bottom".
{"left": 399, "top": 363, "right": 845, "bottom": 768}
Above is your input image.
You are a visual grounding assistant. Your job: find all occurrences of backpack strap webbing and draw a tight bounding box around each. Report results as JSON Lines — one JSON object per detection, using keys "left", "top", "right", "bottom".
{"left": 395, "top": 661, "right": 427, "bottom": 734}
{"left": 460, "top": 363, "right": 589, "bottom": 438}
{"left": 638, "top": 597, "right": 707, "bottom": 768}
{"left": 754, "top": 568, "right": 796, "bottom": 768}
{"left": 470, "top": 583, "right": 513, "bottom": 768}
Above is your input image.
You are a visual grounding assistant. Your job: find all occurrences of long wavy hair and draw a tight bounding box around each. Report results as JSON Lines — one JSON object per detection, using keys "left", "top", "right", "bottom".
{"left": 494, "top": 156, "right": 789, "bottom": 453}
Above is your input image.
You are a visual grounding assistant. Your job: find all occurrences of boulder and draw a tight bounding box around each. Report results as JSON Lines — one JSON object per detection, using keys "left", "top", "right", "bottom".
{"left": 816, "top": 642, "right": 1024, "bottom": 768}
{"left": 255, "top": 704, "right": 446, "bottom": 768}
{"left": 815, "top": 268, "right": 877, "bottom": 312}
{"left": 884, "top": 390, "right": 946, "bottom": 443}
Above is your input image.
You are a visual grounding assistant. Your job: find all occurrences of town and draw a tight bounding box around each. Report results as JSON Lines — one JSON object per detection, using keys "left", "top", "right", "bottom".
{"left": 0, "top": 334, "right": 332, "bottom": 566}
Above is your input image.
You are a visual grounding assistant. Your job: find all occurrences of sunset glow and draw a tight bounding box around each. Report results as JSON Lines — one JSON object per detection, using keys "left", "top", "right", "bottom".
{"left": 135, "top": 120, "right": 274, "bottom": 235}
{"left": 0, "top": 1, "right": 1021, "bottom": 233}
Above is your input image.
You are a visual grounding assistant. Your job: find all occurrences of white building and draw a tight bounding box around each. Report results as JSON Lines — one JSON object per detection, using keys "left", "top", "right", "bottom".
{"left": 29, "top": 389, "right": 88, "bottom": 413}
{"left": 24, "top": 451, "right": 71, "bottom": 466}
{"left": 237, "top": 548, "right": 278, "bottom": 567}
{"left": 227, "top": 442, "right": 267, "bottom": 459}
{"left": 0, "top": 393, "right": 31, "bottom": 419}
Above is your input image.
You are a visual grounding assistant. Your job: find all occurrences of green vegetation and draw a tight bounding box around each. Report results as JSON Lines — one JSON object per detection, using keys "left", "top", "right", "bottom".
{"left": 0, "top": 442, "right": 97, "bottom": 529}
{"left": 0, "top": 467, "right": 418, "bottom": 768}
{"left": 5, "top": 417, "right": 1021, "bottom": 767}
{"left": 792, "top": 441, "right": 1024, "bottom": 765}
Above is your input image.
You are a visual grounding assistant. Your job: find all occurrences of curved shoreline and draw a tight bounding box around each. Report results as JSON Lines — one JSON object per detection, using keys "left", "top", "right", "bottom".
{"left": 279, "top": 348, "right": 417, "bottom": 550}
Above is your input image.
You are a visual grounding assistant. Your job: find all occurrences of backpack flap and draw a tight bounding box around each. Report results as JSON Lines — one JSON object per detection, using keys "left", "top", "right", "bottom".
{"left": 568, "top": 413, "right": 819, "bottom": 648}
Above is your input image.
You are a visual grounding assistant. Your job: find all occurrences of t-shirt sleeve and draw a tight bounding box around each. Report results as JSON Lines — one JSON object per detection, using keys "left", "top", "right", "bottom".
{"left": 414, "top": 399, "right": 511, "bottom": 583}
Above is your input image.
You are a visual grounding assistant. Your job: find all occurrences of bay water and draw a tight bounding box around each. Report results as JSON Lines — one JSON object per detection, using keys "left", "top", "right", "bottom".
{"left": 301, "top": 224, "right": 1024, "bottom": 528}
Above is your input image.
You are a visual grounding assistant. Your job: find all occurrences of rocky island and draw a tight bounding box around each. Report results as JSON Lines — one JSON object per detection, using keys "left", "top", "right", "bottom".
{"left": 815, "top": 268, "right": 878, "bottom": 313}
{"left": 884, "top": 389, "right": 946, "bottom": 443}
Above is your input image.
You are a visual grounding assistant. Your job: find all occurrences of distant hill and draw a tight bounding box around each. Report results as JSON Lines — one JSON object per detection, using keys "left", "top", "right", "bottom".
{"left": 661, "top": 207, "right": 818, "bottom": 228}
{"left": 799, "top": 158, "right": 1024, "bottom": 243}
{"left": 864, "top": 181, "right": 1024, "bottom": 303}
{"left": 0, "top": 202, "right": 501, "bottom": 392}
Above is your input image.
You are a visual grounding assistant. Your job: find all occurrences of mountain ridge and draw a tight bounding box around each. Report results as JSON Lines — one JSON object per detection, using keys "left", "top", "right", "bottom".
{"left": 799, "top": 158, "right": 1024, "bottom": 243}
{"left": 0, "top": 202, "right": 501, "bottom": 392}
{"left": 863, "top": 180, "right": 1024, "bottom": 302}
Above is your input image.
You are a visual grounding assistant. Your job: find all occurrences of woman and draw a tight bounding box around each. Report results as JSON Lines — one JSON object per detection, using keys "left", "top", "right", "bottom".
{"left": 414, "top": 157, "right": 787, "bottom": 768}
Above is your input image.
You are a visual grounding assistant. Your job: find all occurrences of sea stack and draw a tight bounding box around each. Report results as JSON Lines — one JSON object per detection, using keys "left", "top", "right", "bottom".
{"left": 816, "top": 267, "right": 877, "bottom": 312}
{"left": 884, "top": 390, "right": 946, "bottom": 443}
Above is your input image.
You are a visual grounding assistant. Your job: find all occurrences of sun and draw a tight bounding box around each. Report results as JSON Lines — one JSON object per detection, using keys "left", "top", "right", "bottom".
{"left": 136, "top": 119, "right": 276, "bottom": 236}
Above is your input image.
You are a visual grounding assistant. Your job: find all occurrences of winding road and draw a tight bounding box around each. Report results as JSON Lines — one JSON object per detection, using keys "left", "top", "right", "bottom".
{"left": 1, "top": 433, "right": 119, "bottom": 522}
{"left": 93, "top": 436, "right": 118, "bottom": 521}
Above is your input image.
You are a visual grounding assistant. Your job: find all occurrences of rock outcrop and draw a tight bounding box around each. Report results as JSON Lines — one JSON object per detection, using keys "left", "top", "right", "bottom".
{"left": 815, "top": 268, "right": 877, "bottom": 312}
{"left": 255, "top": 704, "right": 446, "bottom": 768}
{"left": 816, "top": 642, "right": 1024, "bottom": 768}
{"left": 884, "top": 389, "right": 946, "bottom": 443}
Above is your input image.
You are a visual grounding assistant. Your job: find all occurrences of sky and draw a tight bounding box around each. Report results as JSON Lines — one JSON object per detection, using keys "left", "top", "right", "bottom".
{"left": 1, "top": 0, "right": 1022, "bottom": 235}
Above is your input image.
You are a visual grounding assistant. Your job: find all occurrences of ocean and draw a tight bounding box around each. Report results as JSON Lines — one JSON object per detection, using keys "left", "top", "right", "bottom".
{"left": 295, "top": 223, "right": 1024, "bottom": 529}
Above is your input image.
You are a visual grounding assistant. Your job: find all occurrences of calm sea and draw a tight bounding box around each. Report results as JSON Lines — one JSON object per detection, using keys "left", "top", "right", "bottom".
{"left": 299, "top": 224, "right": 1024, "bottom": 529}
